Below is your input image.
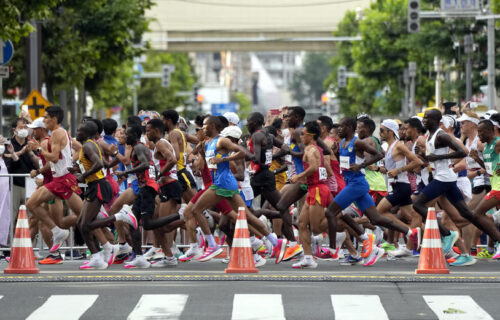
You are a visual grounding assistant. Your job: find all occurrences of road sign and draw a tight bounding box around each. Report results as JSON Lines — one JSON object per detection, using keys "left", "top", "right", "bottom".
{"left": 211, "top": 103, "right": 237, "bottom": 116}
{"left": 0, "top": 66, "right": 8, "bottom": 78}
{"left": 22, "top": 89, "right": 51, "bottom": 120}
{"left": 441, "top": 0, "right": 480, "bottom": 12}
{"left": 0, "top": 40, "right": 14, "bottom": 66}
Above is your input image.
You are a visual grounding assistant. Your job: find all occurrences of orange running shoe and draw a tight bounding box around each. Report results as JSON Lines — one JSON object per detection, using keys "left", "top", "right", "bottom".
{"left": 282, "top": 244, "right": 303, "bottom": 261}
{"left": 361, "top": 234, "right": 375, "bottom": 259}
{"left": 39, "top": 254, "right": 63, "bottom": 265}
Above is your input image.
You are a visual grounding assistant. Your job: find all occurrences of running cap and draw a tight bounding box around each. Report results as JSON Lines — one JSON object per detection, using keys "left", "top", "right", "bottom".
{"left": 381, "top": 119, "right": 399, "bottom": 139}
{"left": 223, "top": 112, "right": 240, "bottom": 125}
{"left": 28, "top": 117, "right": 46, "bottom": 129}
{"left": 457, "top": 113, "right": 479, "bottom": 125}
{"left": 484, "top": 109, "right": 498, "bottom": 120}
{"left": 221, "top": 125, "right": 242, "bottom": 139}
{"left": 441, "top": 115, "right": 456, "bottom": 129}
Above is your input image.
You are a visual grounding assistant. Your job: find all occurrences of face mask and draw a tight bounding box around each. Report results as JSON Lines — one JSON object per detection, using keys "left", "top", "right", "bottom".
{"left": 17, "top": 129, "right": 29, "bottom": 139}
{"left": 0, "top": 146, "right": 4, "bottom": 155}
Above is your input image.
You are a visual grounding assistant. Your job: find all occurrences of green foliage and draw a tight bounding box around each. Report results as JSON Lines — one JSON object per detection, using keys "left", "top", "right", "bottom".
{"left": 289, "top": 52, "right": 334, "bottom": 105}
{"left": 232, "top": 91, "right": 252, "bottom": 120}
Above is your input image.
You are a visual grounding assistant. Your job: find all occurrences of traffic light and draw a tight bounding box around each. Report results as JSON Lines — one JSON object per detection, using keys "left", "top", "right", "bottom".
{"left": 337, "top": 66, "right": 347, "bottom": 88}
{"left": 408, "top": 0, "right": 420, "bottom": 33}
{"left": 162, "top": 64, "right": 171, "bottom": 88}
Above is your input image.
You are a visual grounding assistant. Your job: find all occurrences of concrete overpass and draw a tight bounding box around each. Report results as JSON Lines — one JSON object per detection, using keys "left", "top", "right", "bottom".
{"left": 144, "top": 0, "right": 371, "bottom": 52}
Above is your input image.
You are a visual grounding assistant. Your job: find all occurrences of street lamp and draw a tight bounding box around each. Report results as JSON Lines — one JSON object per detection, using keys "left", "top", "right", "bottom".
{"left": 409, "top": 62, "right": 417, "bottom": 115}
{"left": 434, "top": 56, "right": 442, "bottom": 107}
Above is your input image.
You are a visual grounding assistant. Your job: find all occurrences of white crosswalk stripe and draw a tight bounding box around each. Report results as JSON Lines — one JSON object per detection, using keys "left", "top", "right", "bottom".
{"left": 127, "top": 294, "right": 188, "bottom": 320}
{"left": 331, "top": 295, "right": 389, "bottom": 320}
{"left": 26, "top": 295, "right": 98, "bottom": 320}
{"left": 232, "top": 294, "right": 285, "bottom": 320}
{"left": 423, "top": 295, "right": 494, "bottom": 320}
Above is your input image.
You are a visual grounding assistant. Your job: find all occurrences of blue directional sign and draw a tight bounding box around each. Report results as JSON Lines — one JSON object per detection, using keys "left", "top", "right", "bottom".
{"left": 0, "top": 40, "right": 14, "bottom": 65}
{"left": 211, "top": 103, "right": 237, "bottom": 116}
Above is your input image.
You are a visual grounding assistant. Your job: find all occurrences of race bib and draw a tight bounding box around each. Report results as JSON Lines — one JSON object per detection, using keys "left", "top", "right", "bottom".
{"left": 377, "top": 160, "right": 384, "bottom": 167}
{"left": 38, "top": 159, "right": 43, "bottom": 170}
{"left": 318, "top": 167, "right": 327, "bottom": 181}
{"left": 485, "top": 162, "right": 493, "bottom": 176}
{"left": 148, "top": 164, "right": 156, "bottom": 179}
{"left": 265, "top": 149, "right": 272, "bottom": 166}
{"left": 339, "top": 156, "right": 350, "bottom": 170}
{"left": 206, "top": 157, "right": 217, "bottom": 169}
{"left": 285, "top": 154, "right": 292, "bottom": 164}
{"left": 77, "top": 161, "right": 86, "bottom": 174}
{"left": 49, "top": 162, "right": 56, "bottom": 174}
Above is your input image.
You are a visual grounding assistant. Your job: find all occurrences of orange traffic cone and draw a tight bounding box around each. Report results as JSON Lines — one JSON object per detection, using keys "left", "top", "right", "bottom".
{"left": 4, "top": 205, "right": 39, "bottom": 274}
{"left": 415, "top": 207, "right": 449, "bottom": 274}
{"left": 225, "top": 207, "right": 258, "bottom": 274}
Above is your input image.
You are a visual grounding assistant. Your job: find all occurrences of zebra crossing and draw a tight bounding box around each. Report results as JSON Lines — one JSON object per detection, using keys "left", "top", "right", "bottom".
{"left": 1, "top": 293, "right": 494, "bottom": 319}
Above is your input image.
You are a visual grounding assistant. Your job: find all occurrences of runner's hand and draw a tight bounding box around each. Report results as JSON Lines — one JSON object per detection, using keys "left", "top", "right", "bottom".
{"left": 387, "top": 169, "right": 399, "bottom": 178}
{"left": 379, "top": 166, "right": 387, "bottom": 174}
{"left": 27, "top": 140, "right": 40, "bottom": 151}
{"left": 349, "top": 163, "right": 363, "bottom": 172}
{"left": 289, "top": 175, "right": 299, "bottom": 184}
{"left": 30, "top": 169, "right": 38, "bottom": 178}
{"left": 210, "top": 157, "right": 224, "bottom": 165}
{"left": 115, "top": 171, "right": 127, "bottom": 179}
{"left": 75, "top": 173, "right": 85, "bottom": 183}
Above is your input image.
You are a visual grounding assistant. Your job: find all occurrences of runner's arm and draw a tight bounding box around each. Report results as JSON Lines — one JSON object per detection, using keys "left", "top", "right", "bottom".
{"left": 292, "top": 146, "right": 319, "bottom": 181}
{"left": 122, "top": 145, "right": 150, "bottom": 175}
{"left": 168, "top": 130, "right": 182, "bottom": 161}
{"left": 353, "top": 139, "right": 383, "bottom": 169}
{"left": 289, "top": 128, "right": 305, "bottom": 158}
{"left": 214, "top": 137, "right": 246, "bottom": 162}
{"left": 396, "top": 142, "right": 423, "bottom": 173}
{"left": 158, "top": 141, "right": 177, "bottom": 176}
{"left": 431, "top": 133, "right": 467, "bottom": 160}
{"left": 40, "top": 130, "right": 64, "bottom": 162}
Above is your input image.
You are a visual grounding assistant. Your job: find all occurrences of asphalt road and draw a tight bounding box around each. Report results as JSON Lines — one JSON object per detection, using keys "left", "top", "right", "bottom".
{"left": 1, "top": 257, "right": 500, "bottom": 319}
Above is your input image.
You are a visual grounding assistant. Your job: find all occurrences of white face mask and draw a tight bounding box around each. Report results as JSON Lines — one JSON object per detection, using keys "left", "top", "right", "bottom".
{"left": 17, "top": 129, "right": 29, "bottom": 139}
{"left": 0, "top": 145, "right": 5, "bottom": 155}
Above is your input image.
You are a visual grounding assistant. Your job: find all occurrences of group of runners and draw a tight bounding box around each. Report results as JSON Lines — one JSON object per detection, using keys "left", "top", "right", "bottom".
{"left": 13, "top": 104, "right": 500, "bottom": 269}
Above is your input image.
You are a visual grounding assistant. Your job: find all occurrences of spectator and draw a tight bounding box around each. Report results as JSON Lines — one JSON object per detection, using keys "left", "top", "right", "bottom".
{"left": 0, "top": 136, "right": 11, "bottom": 248}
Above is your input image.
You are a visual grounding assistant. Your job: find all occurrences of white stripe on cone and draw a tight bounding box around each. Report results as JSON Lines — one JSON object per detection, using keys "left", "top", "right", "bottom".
{"left": 13, "top": 237, "right": 34, "bottom": 248}
{"left": 235, "top": 220, "right": 248, "bottom": 230}
{"left": 232, "top": 238, "right": 252, "bottom": 248}
{"left": 421, "top": 238, "right": 443, "bottom": 249}
{"left": 16, "top": 218, "right": 29, "bottom": 229}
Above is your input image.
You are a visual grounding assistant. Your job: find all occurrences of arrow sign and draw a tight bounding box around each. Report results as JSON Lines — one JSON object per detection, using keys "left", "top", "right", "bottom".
{"left": 0, "top": 40, "right": 14, "bottom": 66}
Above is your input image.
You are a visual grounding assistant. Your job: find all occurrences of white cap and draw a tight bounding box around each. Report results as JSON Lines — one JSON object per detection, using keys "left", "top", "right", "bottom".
{"left": 223, "top": 112, "right": 240, "bottom": 125}
{"left": 27, "top": 118, "right": 46, "bottom": 129}
{"left": 457, "top": 113, "right": 479, "bottom": 125}
{"left": 381, "top": 119, "right": 399, "bottom": 139}
{"left": 441, "top": 115, "right": 456, "bottom": 129}
{"left": 484, "top": 109, "right": 498, "bottom": 120}
{"left": 221, "top": 126, "right": 242, "bottom": 139}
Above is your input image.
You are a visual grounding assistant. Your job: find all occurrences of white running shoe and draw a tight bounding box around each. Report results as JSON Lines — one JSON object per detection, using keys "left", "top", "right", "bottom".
{"left": 254, "top": 254, "right": 266, "bottom": 268}
{"left": 251, "top": 238, "right": 264, "bottom": 252}
{"left": 115, "top": 206, "right": 138, "bottom": 229}
{"left": 80, "top": 252, "right": 108, "bottom": 270}
{"left": 292, "top": 257, "right": 318, "bottom": 269}
{"left": 336, "top": 231, "right": 347, "bottom": 249}
{"left": 152, "top": 256, "right": 177, "bottom": 267}
{"left": 179, "top": 246, "right": 203, "bottom": 262}
{"left": 143, "top": 247, "right": 160, "bottom": 261}
{"left": 221, "top": 257, "right": 230, "bottom": 264}
{"left": 50, "top": 228, "right": 69, "bottom": 252}
{"left": 263, "top": 238, "right": 274, "bottom": 258}
{"left": 117, "top": 243, "right": 132, "bottom": 256}
{"left": 124, "top": 255, "right": 151, "bottom": 269}
{"left": 388, "top": 247, "right": 412, "bottom": 258}
{"left": 103, "top": 244, "right": 119, "bottom": 266}
{"left": 151, "top": 249, "right": 166, "bottom": 261}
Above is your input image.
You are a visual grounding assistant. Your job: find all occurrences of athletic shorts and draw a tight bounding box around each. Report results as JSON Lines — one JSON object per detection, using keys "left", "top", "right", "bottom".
{"left": 105, "top": 174, "right": 120, "bottom": 197}
{"left": 457, "top": 176, "right": 472, "bottom": 203}
{"left": 240, "top": 190, "right": 253, "bottom": 207}
{"left": 421, "top": 179, "right": 464, "bottom": 203}
{"left": 306, "top": 184, "right": 332, "bottom": 208}
{"left": 334, "top": 178, "right": 374, "bottom": 212}
{"left": 132, "top": 186, "right": 157, "bottom": 217}
{"left": 485, "top": 190, "right": 500, "bottom": 201}
{"left": 250, "top": 169, "right": 276, "bottom": 196}
{"left": 190, "top": 185, "right": 232, "bottom": 215}
{"left": 386, "top": 182, "right": 412, "bottom": 207}
{"left": 130, "top": 179, "right": 140, "bottom": 196}
{"left": 45, "top": 173, "right": 82, "bottom": 200}
{"left": 413, "top": 181, "right": 426, "bottom": 195}
{"left": 84, "top": 179, "right": 113, "bottom": 204}
{"left": 369, "top": 190, "right": 388, "bottom": 203}
{"left": 472, "top": 184, "right": 492, "bottom": 195}
{"left": 160, "top": 180, "right": 183, "bottom": 204}
{"left": 178, "top": 168, "right": 196, "bottom": 192}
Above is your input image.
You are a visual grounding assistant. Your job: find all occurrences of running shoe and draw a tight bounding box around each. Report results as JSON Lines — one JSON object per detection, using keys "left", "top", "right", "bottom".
{"left": 272, "top": 239, "right": 288, "bottom": 264}
{"left": 314, "top": 247, "right": 339, "bottom": 261}
{"left": 80, "top": 253, "right": 108, "bottom": 270}
{"left": 336, "top": 231, "right": 347, "bottom": 248}
{"left": 124, "top": 252, "right": 137, "bottom": 264}
{"left": 340, "top": 255, "right": 363, "bottom": 266}
{"left": 197, "top": 246, "right": 223, "bottom": 262}
{"left": 388, "top": 247, "right": 412, "bottom": 258}
{"left": 117, "top": 243, "right": 132, "bottom": 256}
{"left": 151, "top": 256, "right": 177, "bottom": 268}
{"left": 116, "top": 207, "right": 138, "bottom": 230}
{"left": 363, "top": 246, "right": 384, "bottom": 267}
{"left": 179, "top": 246, "right": 203, "bottom": 262}
{"left": 124, "top": 255, "right": 151, "bottom": 269}
{"left": 39, "top": 253, "right": 63, "bottom": 265}
{"left": 380, "top": 242, "right": 396, "bottom": 252}
{"left": 450, "top": 255, "right": 476, "bottom": 266}
{"left": 264, "top": 238, "right": 274, "bottom": 258}
{"left": 292, "top": 257, "right": 318, "bottom": 269}
{"left": 254, "top": 254, "right": 267, "bottom": 268}
{"left": 477, "top": 250, "right": 493, "bottom": 259}
{"left": 64, "top": 250, "right": 84, "bottom": 260}
{"left": 50, "top": 229, "right": 70, "bottom": 252}
{"left": 250, "top": 238, "right": 264, "bottom": 253}
{"left": 171, "top": 242, "right": 183, "bottom": 259}
{"left": 441, "top": 230, "right": 458, "bottom": 254}
{"left": 492, "top": 245, "right": 500, "bottom": 260}
{"left": 103, "top": 244, "right": 119, "bottom": 266}
{"left": 282, "top": 244, "right": 303, "bottom": 261}
{"left": 408, "top": 227, "right": 421, "bottom": 250}
{"left": 445, "top": 249, "right": 459, "bottom": 263}
{"left": 361, "top": 234, "right": 375, "bottom": 258}
{"left": 143, "top": 247, "right": 160, "bottom": 260}
{"left": 152, "top": 249, "right": 166, "bottom": 261}
{"left": 221, "top": 257, "right": 230, "bottom": 264}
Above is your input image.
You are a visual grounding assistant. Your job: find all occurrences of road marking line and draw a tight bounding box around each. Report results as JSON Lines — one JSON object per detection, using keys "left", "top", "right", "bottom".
{"left": 423, "top": 295, "right": 493, "bottom": 320}
{"left": 26, "top": 295, "right": 98, "bottom": 320}
{"left": 331, "top": 295, "right": 389, "bottom": 320}
{"left": 127, "top": 294, "right": 188, "bottom": 320}
{"left": 232, "top": 294, "right": 285, "bottom": 320}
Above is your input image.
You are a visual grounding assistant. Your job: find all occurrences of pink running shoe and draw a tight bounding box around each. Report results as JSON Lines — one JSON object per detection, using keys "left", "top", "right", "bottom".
{"left": 273, "top": 239, "right": 288, "bottom": 264}
{"left": 197, "top": 246, "right": 223, "bottom": 262}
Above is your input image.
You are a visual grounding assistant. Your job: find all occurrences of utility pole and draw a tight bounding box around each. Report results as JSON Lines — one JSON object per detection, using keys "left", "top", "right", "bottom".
{"left": 403, "top": 68, "right": 409, "bottom": 118}
{"left": 409, "top": 62, "right": 417, "bottom": 115}
{"left": 434, "top": 56, "right": 442, "bottom": 107}
{"left": 464, "top": 34, "right": 473, "bottom": 101}
{"left": 487, "top": 17, "right": 496, "bottom": 109}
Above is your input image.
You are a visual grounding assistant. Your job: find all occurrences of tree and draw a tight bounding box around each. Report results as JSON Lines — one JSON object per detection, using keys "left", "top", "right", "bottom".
{"left": 289, "top": 52, "right": 334, "bottom": 105}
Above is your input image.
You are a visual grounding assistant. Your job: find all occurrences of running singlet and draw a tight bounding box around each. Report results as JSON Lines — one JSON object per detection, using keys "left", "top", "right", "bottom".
{"left": 339, "top": 137, "right": 365, "bottom": 182}
{"left": 364, "top": 136, "right": 387, "bottom": 191}
{"left": 153, "top": 138, "right": 178, "bottom": 181}
{"left": 284, "top": 128, "right": 304, "bottom": 176}
{"left": 39, "top": 137, "right": 53, "bottom": 184}
{"left": 48, "top": 129, "right": 73, "bottom": 178}
{"left": 248, "top": 130, "right": 273, "bottom": 173}
{"left": 466, "top": 135, "right": 489, "bottom": 187}
{"left": 174, "top": 128, "right": 188, "bottom": 170}
{"left": 304, "top": 144, "right": 328, "bottom": 185}
{"left": 78, "top": 139, "right": 105, "bottom": 184}
{"left": 483, "top": 136, "right": 500, "bottom": 191}
{"left": 131, "top": 143, "right": 159, "bottom": 191}
{"left": 205, "top": 136, "right": 238, "bottom": 190}
{"left": 385, "top": 140, "right": 409, "bottom": 184}
{"left": 426, "top": 129, "right": 456, "bottom": 182}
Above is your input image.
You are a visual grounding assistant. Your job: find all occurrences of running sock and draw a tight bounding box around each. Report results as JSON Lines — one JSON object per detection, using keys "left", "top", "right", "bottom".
{"left": 289, "top": 241, "right": 297, "bottom": 247}
{"left": 103, "top": 242, "right": 112, "bottom": 251}
{"left": 488, "top": 246, "right": 495, "bottom": 254}
{"left": 304, "top": 255, "right": 313, "bottom": 261}
{"left": 266, "top": 233, "right": 279, "bottom": 247}
{"left": 360, "top": 233, "right": 369, "bottom": 241}
{"left": 206, "top": 235, "right": 217, "bottom": 248}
